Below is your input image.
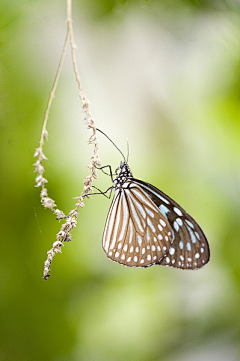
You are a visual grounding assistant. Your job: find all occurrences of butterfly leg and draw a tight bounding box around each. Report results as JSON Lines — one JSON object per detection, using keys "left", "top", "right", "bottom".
{"left": 84, "top": 186, "right": 114, "bottom": 199}
{"left": 95, "top": 165, "right": 115, "bottom": 181}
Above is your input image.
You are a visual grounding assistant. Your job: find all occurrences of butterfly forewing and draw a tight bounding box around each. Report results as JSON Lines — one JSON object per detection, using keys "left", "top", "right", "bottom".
{"left": 102, "top": 182, "right": 173, "bottom": 267}
{"left": 133, "top": 179, "right": 210, "bottom": 269}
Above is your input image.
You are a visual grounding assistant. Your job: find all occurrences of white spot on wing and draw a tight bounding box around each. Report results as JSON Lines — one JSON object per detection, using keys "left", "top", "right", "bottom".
{"left": 146, "top": 208, "right": 154, "bottom": 218}
{"left": 174, "top": 207, "right": 183, "bottom": 216}
{"left": 173, "top": 221, "right": 179, "bottom": 232}
{"left": 187, "top": 225, "right": 197, "bottom": 244}
{"left": 120, "top": 194, "right": 129, "bottom": 241}
{"left": 130, "top": 187, "right": 154, "bottom": 209}
{"left": 146, "top": 229, "right": 150, "bottom": 242}
{"left": 126, "top": 191, "right": 144, "bottom": 232}
{"left": 176, "top": 218, "right": 183, "bottom": 226}
{"left": 104, "top": 191, "right": 120, "bottom": 251}
{"left": 169, "top": 248, "right": 175, "bottom": 255}
{"left": 129, "top": 219, "right": 134, "bottom": 244}
{"left": 138, "top": 235, "right": 142, "bottom": 246}
{"left": 159, "top": 204, "right": 170, "bottom": 219}
{"left": 186, "top": 220, "right": 194, "bottom": 228}
{"left": 133, "top": 198, "right": 146, "bottom": 219}
{"left": 195, "top": 232, "right": 200, "bottom": 240}
{"left": 147, "top": 217, "right": 156, "bottom": 233}
{"left": 160, "top": 219, "right": 166, "bottom": 227}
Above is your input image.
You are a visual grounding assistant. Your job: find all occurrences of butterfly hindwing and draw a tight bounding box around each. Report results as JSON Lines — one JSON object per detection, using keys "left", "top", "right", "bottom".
{"left": 133, "top": 179, "right": 210, "bottom": 269}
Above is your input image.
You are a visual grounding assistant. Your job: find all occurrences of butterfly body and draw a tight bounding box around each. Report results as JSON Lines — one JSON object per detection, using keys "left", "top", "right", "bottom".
{"left": 102, "top": 162, "right": 210, "bottom": 270}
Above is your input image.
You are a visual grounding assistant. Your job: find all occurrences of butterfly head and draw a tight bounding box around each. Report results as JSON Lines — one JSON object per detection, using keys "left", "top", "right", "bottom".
{"left": 113, "top": 162, "right": 133, "bottom": 189}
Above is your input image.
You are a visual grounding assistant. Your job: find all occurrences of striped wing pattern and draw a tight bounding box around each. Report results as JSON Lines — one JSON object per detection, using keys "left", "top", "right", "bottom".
{"left": 102, "top": 182, "right": 173, "bottom": 267}
{"left": 101, "top": 162, "right": 210, "bottom": 270}
{"left": 133, "top": 179, "right": 210, "bottom": 269}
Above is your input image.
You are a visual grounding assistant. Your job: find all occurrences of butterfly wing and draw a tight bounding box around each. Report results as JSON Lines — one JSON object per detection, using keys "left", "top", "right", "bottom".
{"left": 102, "top": 182, "right": 174, "bottom": 267}
{"left": 133, "top": 179, "right": 210, "bottom": 269}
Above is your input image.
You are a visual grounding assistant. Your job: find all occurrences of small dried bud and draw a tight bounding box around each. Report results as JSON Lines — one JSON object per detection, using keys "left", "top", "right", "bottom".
{"left": 88, "top": 134, "right": 97, "bottom": 144}
{"left": 65, "top": 233, "right": 72, "bottom": 242}
{"left": 81, "top": 96, "right": 90, "bottom": 107}
{"left": 34, "top": 147, "right": 42, "bottom": 158}
{"left": 78, "top": 200, "right": 85, "bottom": 208}
{"left": 55, "top": 209, "right": 66, "bottom": 220}
{"left": 92, "top": 170, "right": 98, "bottom": 179}
{"left": 87, "top": 164, "right": 94, "bottom": 170}
{"left": 34, "top": 161, "right": 44, "bottom": 174}
{"left": 69, "top": 209, "right": 78, "bottom": 218}
{"left": 42, "top": 197, "right": 56, "bottom": 210}
{"left": 43, "top": 274, "right": 51, "bottom": 281}
{"left": 40, "top": 188, "right": 48, "bottom": 198}
{"left": 62, "top": 223, "right": 71, "bottom": 233}
{"left": 58, "top": 230, "right": 67, "bottom": 240}
{"left": 43, "top": 129, "right": 48, "bottom": 141}
{"left": 69, "top": 218, "right": 77, "bottom": 228}
{"left": 35, "top": 175, "right": 48, "bottom": 187}
{"left": 84, "top": 175, "right": 92, "bottom": 186}
{"left": 41, "top": 152, "right": 48, "bottom": 160}
{"left": 52, "top": 240, "right": 63, "bottom": 251}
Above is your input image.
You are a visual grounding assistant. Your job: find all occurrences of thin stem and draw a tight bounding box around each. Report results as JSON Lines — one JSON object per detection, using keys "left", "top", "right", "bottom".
{"left": 40, "top": 29, "right": 69, "bottom": 150}
{"left": 37, "top": 0, "right": 102, "bottom": 280}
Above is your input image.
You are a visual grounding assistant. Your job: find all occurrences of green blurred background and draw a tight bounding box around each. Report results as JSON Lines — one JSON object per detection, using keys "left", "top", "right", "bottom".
{"left": 1, "top": 0, "right": 240, "bottom": 360}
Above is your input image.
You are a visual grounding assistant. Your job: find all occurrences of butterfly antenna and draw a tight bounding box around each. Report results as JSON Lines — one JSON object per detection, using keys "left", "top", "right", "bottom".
{"left": 126, "top": 138, "right": 129, "bottom": 163}
{"left": 96, "top": 128, "right": 127, "bottom": 163}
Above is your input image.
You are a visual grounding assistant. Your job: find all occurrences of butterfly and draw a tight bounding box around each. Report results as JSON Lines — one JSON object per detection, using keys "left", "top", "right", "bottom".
{"left": 95, "top": 128, "right": 210, "bottom": 269}
{"left": 100, "top": 161, "right": 210, "bottom": 270}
